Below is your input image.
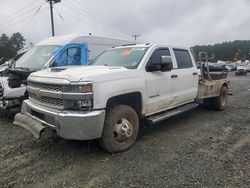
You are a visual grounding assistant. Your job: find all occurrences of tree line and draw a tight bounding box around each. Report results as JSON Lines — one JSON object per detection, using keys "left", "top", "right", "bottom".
{"left": 192, "top": 40, "right": 250, "bottom": 62}
{"left": 0, "top": 32, "right": 25, "bottom": 64}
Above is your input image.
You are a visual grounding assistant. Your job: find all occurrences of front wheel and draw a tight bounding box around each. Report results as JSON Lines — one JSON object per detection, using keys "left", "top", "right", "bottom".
{"left": 99, "top": 105, "right": 139, "bottom": 153}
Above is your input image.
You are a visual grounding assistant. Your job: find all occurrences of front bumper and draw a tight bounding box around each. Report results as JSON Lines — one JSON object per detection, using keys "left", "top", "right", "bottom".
{"left": 0, "top": 97, "right": 22, "bottom": 110}
{"left": 13, "top": 100, "right": 106, "bottom": 140}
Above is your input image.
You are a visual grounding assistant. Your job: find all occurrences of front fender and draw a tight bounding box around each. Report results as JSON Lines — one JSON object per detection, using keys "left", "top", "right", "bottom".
{"left": 93, "top": 78, "right": 146, "bottom": 114}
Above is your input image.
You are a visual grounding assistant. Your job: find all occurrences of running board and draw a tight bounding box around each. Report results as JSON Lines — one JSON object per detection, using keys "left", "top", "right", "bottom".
{"left": 146, "top": 103, "right": 199, "bottom": 124}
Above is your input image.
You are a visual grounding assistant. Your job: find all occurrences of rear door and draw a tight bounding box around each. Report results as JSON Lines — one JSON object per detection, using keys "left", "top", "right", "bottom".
{"left": 170, "top": 48, "right": 198, "bottom": 106}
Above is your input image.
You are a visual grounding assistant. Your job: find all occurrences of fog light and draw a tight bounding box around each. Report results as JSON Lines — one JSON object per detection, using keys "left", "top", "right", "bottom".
{"left": 77, "top": 100, "right": 92, "bottom": 108}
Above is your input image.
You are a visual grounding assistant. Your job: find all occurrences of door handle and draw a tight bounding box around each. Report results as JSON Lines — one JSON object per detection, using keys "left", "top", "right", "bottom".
{"left": 171, "top": 74, "right": 178, "bottom": 78}
{"left": 193, "top": 72, "right": 198, "bottom": 75}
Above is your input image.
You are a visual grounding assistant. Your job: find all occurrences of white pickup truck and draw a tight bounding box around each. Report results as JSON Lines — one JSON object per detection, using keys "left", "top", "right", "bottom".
{"left": 14, "top": 44, "right": 229, "bottom": 153}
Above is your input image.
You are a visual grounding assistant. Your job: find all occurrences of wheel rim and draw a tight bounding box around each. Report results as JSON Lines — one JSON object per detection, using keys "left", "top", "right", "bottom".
{"left": 221, "top": 88, "right": 228, "bottom": 107}
{"left": 113, "top": 118, "right": 134, "bottom": 144}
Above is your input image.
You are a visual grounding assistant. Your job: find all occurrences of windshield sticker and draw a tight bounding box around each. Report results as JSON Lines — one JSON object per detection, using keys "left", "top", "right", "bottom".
{"left": 122, "top": 49, "right": 132, "bottom": 56}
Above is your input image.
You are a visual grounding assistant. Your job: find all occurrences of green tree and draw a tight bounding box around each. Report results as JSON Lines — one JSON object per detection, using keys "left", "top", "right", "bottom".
{"left": 192, "top": 40, "right": 250, "bottom": 62}
{"left": 0, "top": 32, "right": 26, "bottom": 64}
{"left": 10, "top": 32, "right": 25, "bottom": 52}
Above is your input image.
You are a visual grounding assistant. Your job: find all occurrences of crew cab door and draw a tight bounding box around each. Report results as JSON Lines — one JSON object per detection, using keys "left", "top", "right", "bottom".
{"left": 170, "top": 49, "right": 199, "bottom": 106}
{"left": 144, "top": 48, "right": 175, "bottom": 115}
{"left": 52, "top": 43, "right": 89, "bottom": 67}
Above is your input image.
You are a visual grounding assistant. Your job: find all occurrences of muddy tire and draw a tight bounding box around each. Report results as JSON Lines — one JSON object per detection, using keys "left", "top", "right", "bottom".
{"left": 211, "top": 85, "right": 228, "bottom": 110}
{"left": 99, "top": 105, "right": 139, "bottom": 153}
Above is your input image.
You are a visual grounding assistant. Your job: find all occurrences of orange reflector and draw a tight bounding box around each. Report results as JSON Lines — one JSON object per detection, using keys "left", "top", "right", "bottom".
{"left": 81, "top": 85, "right": 92, "bottom": 93}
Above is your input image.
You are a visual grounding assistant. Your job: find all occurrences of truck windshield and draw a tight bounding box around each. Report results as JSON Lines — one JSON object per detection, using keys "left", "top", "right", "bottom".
{"left": 90, "top": 47, "right": 148, "bottom": 69}
{"left": 15, "top": 45, "right": 60, "bottom": 70}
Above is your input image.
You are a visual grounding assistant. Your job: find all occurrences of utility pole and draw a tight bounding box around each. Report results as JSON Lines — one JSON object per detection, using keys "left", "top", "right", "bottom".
{"left": 46, "top": 0, "right": 61, "bottom": 37}
{"left": 132, "top": 34, "right": 140, "bottom": 41}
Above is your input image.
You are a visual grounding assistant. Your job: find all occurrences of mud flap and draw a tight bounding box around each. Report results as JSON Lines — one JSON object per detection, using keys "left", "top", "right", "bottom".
{"left": 13, "top": 113, "right": 46, "bottom": 139}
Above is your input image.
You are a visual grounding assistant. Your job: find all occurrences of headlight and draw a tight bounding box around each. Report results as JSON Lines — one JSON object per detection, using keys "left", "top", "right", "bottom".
{"left": 67, "top": 83, "right": 93, "bottom": 110}
{"left": 76, "top": 85, "right": 92, "bottom": 93}
{"left": 69, "top": 84, "right": 93, "bottom": 93}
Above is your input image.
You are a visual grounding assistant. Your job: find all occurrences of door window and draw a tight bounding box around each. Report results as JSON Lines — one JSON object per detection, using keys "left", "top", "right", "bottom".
{"left": 55, "top": 47, "right": 81, "bottom": 66}
{"left": 174, "top": 49, "right": 193, "bottom": 69}
{"left": 148, "top": 49, "right": 171, "bottom": 65}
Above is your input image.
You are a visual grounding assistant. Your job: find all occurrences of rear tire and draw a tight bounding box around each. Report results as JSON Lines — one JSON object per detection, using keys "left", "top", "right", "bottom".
{"left": 99, "top": 105, "right": 139, "bottom": 153}
{"left": 211, "top": 85, "right": 228, "bottom": 110}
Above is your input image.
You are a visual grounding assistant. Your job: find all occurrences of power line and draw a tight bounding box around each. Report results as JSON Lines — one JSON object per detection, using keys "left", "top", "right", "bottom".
{"left": 62, "top": 0, "right": 131, "bottom": 38}
{"left": 60, "top": 4, "right": 127, "bottom": 38}
{"left": 0, "top": 0, "right": 42, "bottom": 25}
{"left": 21, "top": 3, "right": 46, "bottom": 33}
{"left": 0, "top": 4, "right": 44, "bottom": 28}
{"left": 65, "top": 0, "right": 131, "bottom": 36}
{"left": 69, "top": 0, "right": 133, "bottom": 35}
{"left": 53, "top": 7, "right": 72, "bottom": 34}
{"left": 0, "top": 12, "right": 38, "bottom": 29}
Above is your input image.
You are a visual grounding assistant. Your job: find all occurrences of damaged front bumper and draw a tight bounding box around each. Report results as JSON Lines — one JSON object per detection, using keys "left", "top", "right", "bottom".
{"left": 13, "top": 100, "right": 106, "bottom": 140}
{"left": 0, "top": 97, "right": 22, "bottom": 110}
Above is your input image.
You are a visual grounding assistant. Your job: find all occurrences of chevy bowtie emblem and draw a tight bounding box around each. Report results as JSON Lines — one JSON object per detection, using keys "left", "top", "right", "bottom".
{"left": 34, "top": 88, "right": 42, "bottom": 97}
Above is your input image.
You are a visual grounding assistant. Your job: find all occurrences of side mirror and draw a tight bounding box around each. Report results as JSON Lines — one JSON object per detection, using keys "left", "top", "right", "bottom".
{"left": 146, "top": 64, "right": 161, "bottom": 72}
{"left": 161, "top": 56, "right": 173, "bottom": 72}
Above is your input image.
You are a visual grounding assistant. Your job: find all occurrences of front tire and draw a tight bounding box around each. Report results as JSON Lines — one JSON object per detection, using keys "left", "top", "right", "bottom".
{"left": 99, "top": 105, "right": 139, "bottom": 153}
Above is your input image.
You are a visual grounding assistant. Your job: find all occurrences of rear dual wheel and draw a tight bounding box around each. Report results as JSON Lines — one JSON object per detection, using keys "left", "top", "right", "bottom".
{"left": 203, "top": 85, "right": 228, "bottom": 110}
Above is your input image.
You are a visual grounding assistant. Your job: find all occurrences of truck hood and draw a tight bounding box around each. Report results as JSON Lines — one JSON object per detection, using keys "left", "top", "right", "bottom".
{"left": 29, "top": 66, "right": 140, "bottom": 83}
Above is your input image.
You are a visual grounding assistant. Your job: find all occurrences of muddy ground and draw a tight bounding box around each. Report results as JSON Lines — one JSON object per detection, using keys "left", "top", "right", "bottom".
{"left": 0, "top": 72, "right": 249, "bottom": 188}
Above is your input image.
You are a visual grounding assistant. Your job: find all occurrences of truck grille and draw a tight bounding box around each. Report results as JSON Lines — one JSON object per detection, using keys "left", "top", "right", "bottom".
{"left": 29, "top": 93, "right": 64, "bottom": 109}
{"left": 0, "top": 83, "right": 3, "bottom": 97}
{"left": 28, "top": 81, "right": 63, "bottom": 92}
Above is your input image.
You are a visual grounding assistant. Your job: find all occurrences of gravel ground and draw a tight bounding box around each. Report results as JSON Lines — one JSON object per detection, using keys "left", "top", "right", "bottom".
{"left": 0, "top": 72, "right": 249, "bottom": 188}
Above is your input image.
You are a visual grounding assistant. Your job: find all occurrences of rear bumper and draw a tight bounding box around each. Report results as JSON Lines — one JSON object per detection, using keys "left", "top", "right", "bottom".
{"left": 13, "top": 100, "right": 106, "bottom": 140}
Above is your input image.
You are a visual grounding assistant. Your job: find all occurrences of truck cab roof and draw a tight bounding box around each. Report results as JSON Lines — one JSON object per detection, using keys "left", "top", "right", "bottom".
{"left": 36, "top": 35, "right": 132, "bottom": 46}
{"left": 112, "top": 43, "right": 190, "bottom": 51}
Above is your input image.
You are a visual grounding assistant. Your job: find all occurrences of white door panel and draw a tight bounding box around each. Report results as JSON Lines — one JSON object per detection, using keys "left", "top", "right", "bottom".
{"left": 171, "top": 67, "right": 198, "bottom": 105}
{"left": 145, "top": 71, "right": 175, "bottom": 114}
{"left": 171, "top": 49, "right": 199, "bottom": 106}
{"left": 144, "top": 48, "right": 175, "bottom": 115}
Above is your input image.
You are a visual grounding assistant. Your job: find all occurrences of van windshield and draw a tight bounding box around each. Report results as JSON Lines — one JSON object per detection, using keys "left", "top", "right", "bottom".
{"left": 15, "top": 45, "right": 60, "bottom": 70}
{"left": 90, "top": 47, "right": 148, "bottom": 69}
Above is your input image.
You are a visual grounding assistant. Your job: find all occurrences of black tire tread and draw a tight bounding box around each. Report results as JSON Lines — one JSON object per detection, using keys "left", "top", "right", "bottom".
{"left": 99, "top": 105, "right": 139, "bottom": 153}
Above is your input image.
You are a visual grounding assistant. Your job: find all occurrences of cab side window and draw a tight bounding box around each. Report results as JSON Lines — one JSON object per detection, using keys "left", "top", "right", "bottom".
{"left": 174, "top": 49, "right": 193, "bottom": 69}
{"left": 55, "top": 47, "right": 81, "bottom": 67}
{"left": 148, "top": 49, "right": 171, "bottom": 65}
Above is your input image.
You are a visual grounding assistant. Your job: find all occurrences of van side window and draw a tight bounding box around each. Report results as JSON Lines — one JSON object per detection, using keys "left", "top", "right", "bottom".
{"left": 55, "top": 47, "right": 81, "bottom": 67}
{"left": 174, "top": 49, "right": 193, "bottom": 69}
{"left": 148, "top": 49, "right": 171, "bottom": 65}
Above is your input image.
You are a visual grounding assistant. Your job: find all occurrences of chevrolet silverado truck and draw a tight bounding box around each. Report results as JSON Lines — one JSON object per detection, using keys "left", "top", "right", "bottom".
{"left": 0, "top": 35, "right": 131, "bottom": 112}
{"left": 14, "top": 44, "right": 229, "bottom": 153}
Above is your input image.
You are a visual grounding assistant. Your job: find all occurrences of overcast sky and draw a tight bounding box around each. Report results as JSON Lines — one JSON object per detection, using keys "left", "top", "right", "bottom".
{"left": 0, "top": 0, "right": 249, "bottom": 46}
